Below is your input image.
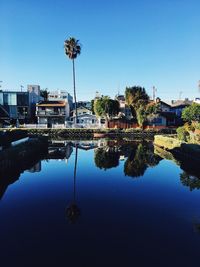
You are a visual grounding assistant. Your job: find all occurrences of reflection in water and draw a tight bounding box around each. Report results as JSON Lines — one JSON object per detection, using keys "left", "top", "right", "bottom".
{"left": 0, "top": 139, "right": 48, "bottom": 199}
{"left": 94, "top": 140, "right": 162, "bottom": 178}
{"left": 124, "top": 142, "right": 162, "bottom": 178}
{"left": 94, "top": 147, "right": 120, "bottom": 170}
{"left": 66, "top": 144, "right": 80, "bottom": 224}
{"left": 180, "top": 172, "right": 200, "bottom": 191}
{"left": 154, "top": 144, "right": 200, "bottom": 191}
{"left": 1, "top": 137, "right": 200, "bottom": 204}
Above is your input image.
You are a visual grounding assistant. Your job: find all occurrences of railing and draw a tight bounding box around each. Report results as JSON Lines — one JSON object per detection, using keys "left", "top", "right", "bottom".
{"left": 36, "top": 111, "right": 66, "bottom": 116}
{"left": 52, "top": 124, "right": 66, "bottom": 129}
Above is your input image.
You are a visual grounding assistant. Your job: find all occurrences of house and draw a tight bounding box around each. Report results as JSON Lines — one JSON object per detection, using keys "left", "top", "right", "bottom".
{"left": 48, "top": 90, "right": 73, "bottom": 110}
{"left": 170, "top": 98, "right": 193, "bottom": 116}
{"left": 194, "top": 98, "right": 200, "bottom": 104}
{"left": 70, "top": 106, "right": 99, "bottom": 127}
{"left": 27, "top": 85, "right": 43, "bottom": 121}
{"left": 155, "top": 97, "right": 171, "bottom": 112}
{"left": 76, "top": 101, "right": 91, "bottom": 110}
{"left": 115, "top": 95, "right": 132, "bottom": 119}
{"left": 36, "top": 100, "right": 69, "bottom": 127}
{"left": 147, "top": 112, "right": 176, "bottom": 127}
{"left": 0, "top": 90, "right": 31, "bottom": 122}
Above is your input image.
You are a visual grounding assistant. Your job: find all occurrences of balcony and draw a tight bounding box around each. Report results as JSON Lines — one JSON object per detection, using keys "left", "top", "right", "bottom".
{"left": 36, "top": 111, "right": 66, "bottom": 116}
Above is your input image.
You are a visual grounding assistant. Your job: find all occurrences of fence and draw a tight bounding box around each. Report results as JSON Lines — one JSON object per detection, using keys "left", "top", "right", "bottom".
{"left": 23, "top": 124, "right": 48, "bottom": 129}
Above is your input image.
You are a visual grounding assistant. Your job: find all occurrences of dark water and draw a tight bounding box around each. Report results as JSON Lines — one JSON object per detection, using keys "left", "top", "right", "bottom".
{"left": 0, "top": 139, "right": 200, "bottom": 267}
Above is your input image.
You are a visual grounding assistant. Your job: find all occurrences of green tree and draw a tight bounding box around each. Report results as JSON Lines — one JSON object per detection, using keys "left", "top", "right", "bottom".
{"left": 125, "top": 86, "right": 150, "bottom": 126}
{"left": 91, "top": 99, "right": 95, "bottom": 114}
{"left": 136, "top": 106, "right": 147, "bottom": 128}
{"left": 125, "top": 86, "right": 149, "bottom": 110}
{"left": 94, "top": 96, "right": 119, "bottom": 125}
{"left": 182, "top": 103, "right": 200, "bottom": 123}
{"left": 64, "top": 37, "right": 81, "bottom": 124}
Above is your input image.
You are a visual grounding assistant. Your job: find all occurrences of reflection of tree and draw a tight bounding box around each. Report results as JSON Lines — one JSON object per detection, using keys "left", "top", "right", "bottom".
{"left": 124, "top": 142, "right": 161, "bottom": 178}
{"left": 94, "top": 147, "right": 120, "bottom": 170}
{"left": 180, "top": 172, "right": 200, "bottom": 191}
{"left": 66, "top": 145, "right": 80, "bottom": 223}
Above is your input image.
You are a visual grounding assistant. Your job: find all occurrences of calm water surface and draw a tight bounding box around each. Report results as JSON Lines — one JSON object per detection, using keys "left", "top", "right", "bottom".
{"left": 0, "top": 139, "right": 200, "bottom": 267}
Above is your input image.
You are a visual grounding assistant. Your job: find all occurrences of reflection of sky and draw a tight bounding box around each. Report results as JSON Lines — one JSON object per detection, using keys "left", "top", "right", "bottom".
{"left": 0, "top": 148, "right": 200, "bottom": 266}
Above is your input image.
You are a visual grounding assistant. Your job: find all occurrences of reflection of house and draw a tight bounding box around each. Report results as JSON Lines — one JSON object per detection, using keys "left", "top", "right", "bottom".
{"left": 28, "top": 161, "right": 41, "bottom": 173}
{"left": 70, "top": 106, "right": 99, "bottom": 127}
{"left": 0, "top": 104, "right": 9, "bottom": 125}
{"left": 36, "top": 101, "right": 70, "bottom": 127}
{"left": 72, "top": 140, "right": 98, "bottom": 150}
{"left": 47, "top": 140, "right": 73, "bottom": 160}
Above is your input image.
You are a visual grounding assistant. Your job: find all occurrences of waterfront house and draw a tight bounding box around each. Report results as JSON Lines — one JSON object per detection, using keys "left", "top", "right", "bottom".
{"left": 36, "top": 100, "right": 69, "bottom": 127}
{"left": 48, "top": 90, "right": 73, "bottom": 110}
{"left": 70, "top": 106, "right": 99, "bottom": 127}
{"left": 0, "top": 90, "right": 31, "bottom": 123}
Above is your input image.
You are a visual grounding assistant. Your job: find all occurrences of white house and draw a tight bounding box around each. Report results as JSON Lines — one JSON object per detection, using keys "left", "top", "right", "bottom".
{"left": 70, "top": 106, "right": 99, "bottom": 128}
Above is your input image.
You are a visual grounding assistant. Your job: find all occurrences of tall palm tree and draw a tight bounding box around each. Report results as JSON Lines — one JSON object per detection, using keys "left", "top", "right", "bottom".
{"left": 64, "top": 37, "right": 81, "bottom": 124}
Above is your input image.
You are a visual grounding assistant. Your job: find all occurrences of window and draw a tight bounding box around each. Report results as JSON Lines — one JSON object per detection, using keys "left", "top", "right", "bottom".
{"left": 17, "top": 93, "right": 28, "bottom": 106}
{"left": 0, "top": 93, "right": 3, "bottom": 105}
{"left": 4, "top": 93, "right": 17, "bottom": 105}
{"left": 152, "top": 118, "right": 162, "bottom": 124}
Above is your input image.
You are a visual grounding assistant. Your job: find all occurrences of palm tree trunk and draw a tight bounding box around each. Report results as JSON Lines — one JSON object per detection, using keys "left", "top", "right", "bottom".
{"left": 72, "top": 59, "right": 78, "bottom": 124}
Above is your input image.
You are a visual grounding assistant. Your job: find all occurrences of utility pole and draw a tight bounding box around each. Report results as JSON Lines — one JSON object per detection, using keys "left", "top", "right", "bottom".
{"left": 198, "top": 80, "right": 200, "bottom": 93}
{"left": 0, "top": 81, "right": 2, "bottom": 91}
{"left": 20, "top": 85, "right": 24, "bottom": 92}
{"left": 179, "top": 91, "right": 183, "bottom": 100}
{"left": 152, "top": 86, "right": 157, "bottom": 101}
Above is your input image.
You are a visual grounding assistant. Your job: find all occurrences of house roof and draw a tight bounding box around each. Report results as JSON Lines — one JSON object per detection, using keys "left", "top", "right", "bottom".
{"left": 171, "top": 99, "right": 193, "bottom": 108}
{"left": 70, "top": 113, "right": 97, "bottom": 119}
{"left": 116, "top": 95, "right": 125, "bottom": 101}
{"left": 149, "top": 100, "right": 171, "bottom": 107}
{"left": 36, "top": 101, "right": 66, "bottom": 107}
{"left": 72, "top": 106, "right": 92, "bottom": 112}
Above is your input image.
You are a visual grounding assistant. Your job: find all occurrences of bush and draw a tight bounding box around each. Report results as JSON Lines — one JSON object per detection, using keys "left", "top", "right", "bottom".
{"left": 176, "top": 126, "right": 189, "bottom": 141}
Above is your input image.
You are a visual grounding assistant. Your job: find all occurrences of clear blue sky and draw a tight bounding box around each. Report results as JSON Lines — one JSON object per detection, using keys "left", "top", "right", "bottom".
{"left": 1, "top": 0, "right": 200, "bottom": 101}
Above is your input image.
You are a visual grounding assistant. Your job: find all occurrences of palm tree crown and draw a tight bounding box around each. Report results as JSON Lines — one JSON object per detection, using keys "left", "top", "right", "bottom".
{"left": 64, "top": 37, "right": 81, "bottom": 59}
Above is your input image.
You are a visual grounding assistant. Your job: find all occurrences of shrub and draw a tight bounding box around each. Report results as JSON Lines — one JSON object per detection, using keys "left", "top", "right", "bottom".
{"left": 176, "top": 126, "right": 189, "bottom": 141}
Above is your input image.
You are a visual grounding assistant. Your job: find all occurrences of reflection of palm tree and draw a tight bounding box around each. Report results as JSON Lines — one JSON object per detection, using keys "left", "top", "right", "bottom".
{"left": 66, "top": 144, "right": 80, "bottom": 223}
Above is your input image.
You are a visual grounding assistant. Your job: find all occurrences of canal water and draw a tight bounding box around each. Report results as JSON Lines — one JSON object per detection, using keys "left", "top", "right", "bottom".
{"left": 0, "top": 139, "right": 200, "bottom": 267}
